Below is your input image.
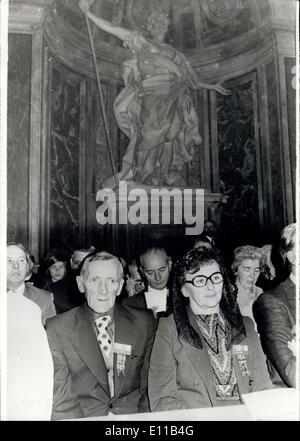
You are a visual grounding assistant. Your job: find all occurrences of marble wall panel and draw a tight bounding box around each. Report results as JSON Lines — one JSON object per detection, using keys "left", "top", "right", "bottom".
{"left": 49, "top": 65, "right": 80, "bottom": 249}
{"left": 217, "top": 77, "right": 260, "bottom": 249}
{"left": 284, "top": 57, "right": 296, "bottom": 201}
{"left": 189, "top": 90, "right": 201, "bottom": 187}
{"left": 94, "top": 82, "right": 110, "bottom": 189}
{"left": 266, "top": 60, "right": 285, "bottom": 231}
{"left": 7, "top": 34, "right": 32, "bottom": 248}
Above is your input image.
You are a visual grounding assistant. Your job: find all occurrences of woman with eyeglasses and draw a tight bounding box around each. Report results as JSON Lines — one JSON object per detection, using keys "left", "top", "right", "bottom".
{"left": 149, "top": 247, "right": 272, "bottom": 412}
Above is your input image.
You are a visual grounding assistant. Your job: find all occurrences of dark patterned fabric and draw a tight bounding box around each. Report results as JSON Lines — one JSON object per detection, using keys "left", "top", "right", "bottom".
{"left": 196, "top": 314, "right": 239, "bottom": 401}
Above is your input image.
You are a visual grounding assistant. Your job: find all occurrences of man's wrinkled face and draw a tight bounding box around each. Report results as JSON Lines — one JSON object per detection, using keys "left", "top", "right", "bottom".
{"left": 7, "top": 245, "right": 28, "bottom": 289}
{"left": 141, "top": 250, "right": 171, "bottom": 290}
{"left": 77, "top": 259, "right": 124, "bottom": 314}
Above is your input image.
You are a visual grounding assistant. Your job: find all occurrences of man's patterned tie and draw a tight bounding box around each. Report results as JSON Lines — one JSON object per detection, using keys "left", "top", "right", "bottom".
{"left": 95, "top": 315, "right": 112, "bottom": 357}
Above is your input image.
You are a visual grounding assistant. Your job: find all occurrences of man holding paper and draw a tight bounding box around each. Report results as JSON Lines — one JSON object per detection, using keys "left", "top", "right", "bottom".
{"left": 123, "top": 247, "right": 172, "bottom": 318}
{"left": 46, "top": 251, "right": 156, "bottom": 420}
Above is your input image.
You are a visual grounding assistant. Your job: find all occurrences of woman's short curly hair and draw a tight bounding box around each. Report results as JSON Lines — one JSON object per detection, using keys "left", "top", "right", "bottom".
{"left": 231, "top": 245, "right": 265, "bottom": 274}
{"left": 174, "top": 246, "right": 224, "bottom": 287}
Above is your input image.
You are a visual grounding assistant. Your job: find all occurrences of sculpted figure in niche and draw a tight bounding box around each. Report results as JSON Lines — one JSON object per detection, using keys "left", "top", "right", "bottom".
{"left": 79, "top": 0, "right": 230, "bottom": 187}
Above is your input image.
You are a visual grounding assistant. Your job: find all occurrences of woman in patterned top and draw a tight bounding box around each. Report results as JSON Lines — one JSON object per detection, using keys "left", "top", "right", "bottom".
{"left": 149, "top": 247, "right": 272, "bottom": 411}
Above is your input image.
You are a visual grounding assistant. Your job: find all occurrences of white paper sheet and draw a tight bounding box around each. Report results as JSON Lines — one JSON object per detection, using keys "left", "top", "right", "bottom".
{"left": 242, "top": 388, "right": 298, "bottom": 421}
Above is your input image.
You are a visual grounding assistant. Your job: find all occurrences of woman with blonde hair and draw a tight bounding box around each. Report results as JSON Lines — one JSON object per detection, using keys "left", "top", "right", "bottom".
{"left": 231, "top": 245, "right": 265, "bottom": 325}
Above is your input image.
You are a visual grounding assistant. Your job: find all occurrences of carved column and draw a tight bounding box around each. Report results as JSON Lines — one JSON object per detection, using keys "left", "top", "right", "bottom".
{"left": 8, "top": 0, "right": 56, "bottom": 258}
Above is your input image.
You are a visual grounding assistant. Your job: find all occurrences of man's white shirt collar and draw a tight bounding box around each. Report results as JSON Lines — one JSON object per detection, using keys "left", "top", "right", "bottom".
{"left": 145, "top": 286, "right": 169, "bottom": 313}
{"left": 146, "top": 286, "right": 169, "bottom": 296}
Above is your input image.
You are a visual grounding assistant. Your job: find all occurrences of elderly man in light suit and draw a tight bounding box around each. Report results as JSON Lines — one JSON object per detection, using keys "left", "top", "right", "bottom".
{"left": 7, "top": 243, "right": 56, "bottom": 326}
{"left": 46, "top": 251, "right": 156, "bottom": 420}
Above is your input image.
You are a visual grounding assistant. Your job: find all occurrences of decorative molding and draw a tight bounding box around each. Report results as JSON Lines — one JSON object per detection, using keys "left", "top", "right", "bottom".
{"left": 273, "top": 29, "right": 296, "bottom": 56}
{"left": 29, "top": 29, "right": 43, "bottom": 259}
{"left": 201, "top": 0, "right": 241, "bottom": 26}
{"left": 40, "top": 45, "right": 51, "bottom": 257}
{"left": 44, "top": 12, "right": 126, "bottom": 80}
{"left": 270, "top": 0, "right": 297, "bottom": 26}
{"left": 209, "top": 91, "right": 218, "bottom": 193}
{"left": 41, "top": 2, "right": 293, "bottom": 86}
{"left": 278, "top": 54, "right": 295, "bottom": 224}
{"left": 9, "top": 0, "right": 55, "bottom": 33}
{"left": 191, "top": 33, "right": 279, "bottom": 86}
{"left": 190, "top": 26, "right": 276, "bottom": 78}
{"left": 200, "top": 90, "right": 211, "bottom": 190}
{"left": 257, "top": 64, "right": 274, "bottom": 229}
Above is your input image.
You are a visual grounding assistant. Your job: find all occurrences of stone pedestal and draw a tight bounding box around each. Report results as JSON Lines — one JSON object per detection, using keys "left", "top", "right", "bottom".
{"left": 96, "top": 182, "right": 227, "bottom": 258}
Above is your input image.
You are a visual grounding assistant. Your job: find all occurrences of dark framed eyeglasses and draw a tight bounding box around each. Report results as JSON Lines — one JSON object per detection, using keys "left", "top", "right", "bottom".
{"left": 184, "top": 272, "right": 224, "bottom": 288}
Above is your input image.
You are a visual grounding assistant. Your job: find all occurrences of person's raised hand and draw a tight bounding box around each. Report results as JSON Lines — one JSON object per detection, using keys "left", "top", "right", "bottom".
{"left": 79, "top": 0, "right": 94, "bottom": 14}
{"left": 125, "top": 277, "right": 139, "bottom": 297}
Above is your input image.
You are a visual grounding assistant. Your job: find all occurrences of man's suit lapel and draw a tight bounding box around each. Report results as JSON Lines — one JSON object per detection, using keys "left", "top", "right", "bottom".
{"left": 69, "top": 305, "right": 110, "bottom": 397}
{"left": 113, "top": 304, "right": 136, "bottom": 398}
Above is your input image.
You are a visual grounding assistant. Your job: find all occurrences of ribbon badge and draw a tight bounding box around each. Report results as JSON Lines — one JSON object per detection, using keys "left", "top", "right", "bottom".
{"left": 113, "top": 343, "right": 132, "bottom": 376}
{"left": 232, "top": 344, "right": 252, "bottom": 377}
{"left": 116, "top": 353, "right": 126, "bottom": 376}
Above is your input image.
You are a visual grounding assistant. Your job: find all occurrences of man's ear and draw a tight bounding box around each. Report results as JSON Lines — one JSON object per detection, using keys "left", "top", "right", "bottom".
{"left": 181, "top": 285, "right": 189, "bottom": 298}
{"left": 139, "top": 266, "right": 145, "bottom": 278}
{"left": 25, "top": 262, "right": 31, "bottom": 279}
{"left": 167, "top": 257, "right": 172, "bottom": 270}
{"left": 116, "top": 279, "right": 124, "bottom": 297}
{"left": 76, "top": 275, "right": 85, "bottom": 293}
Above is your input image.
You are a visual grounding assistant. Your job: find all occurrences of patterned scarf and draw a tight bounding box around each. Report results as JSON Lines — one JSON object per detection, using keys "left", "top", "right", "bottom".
{"left": 196, "top": 314, "right": 239, "bottom": 401}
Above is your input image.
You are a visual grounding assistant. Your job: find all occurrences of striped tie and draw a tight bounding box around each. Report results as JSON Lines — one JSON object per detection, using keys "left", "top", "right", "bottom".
{"left": 95, "top": 315, "right": 112, "bottom": 357}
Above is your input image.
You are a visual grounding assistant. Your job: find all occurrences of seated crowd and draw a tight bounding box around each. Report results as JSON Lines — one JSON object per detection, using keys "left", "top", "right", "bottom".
{"left": 6, "top": 222, "right": 296, "bottom": 420}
